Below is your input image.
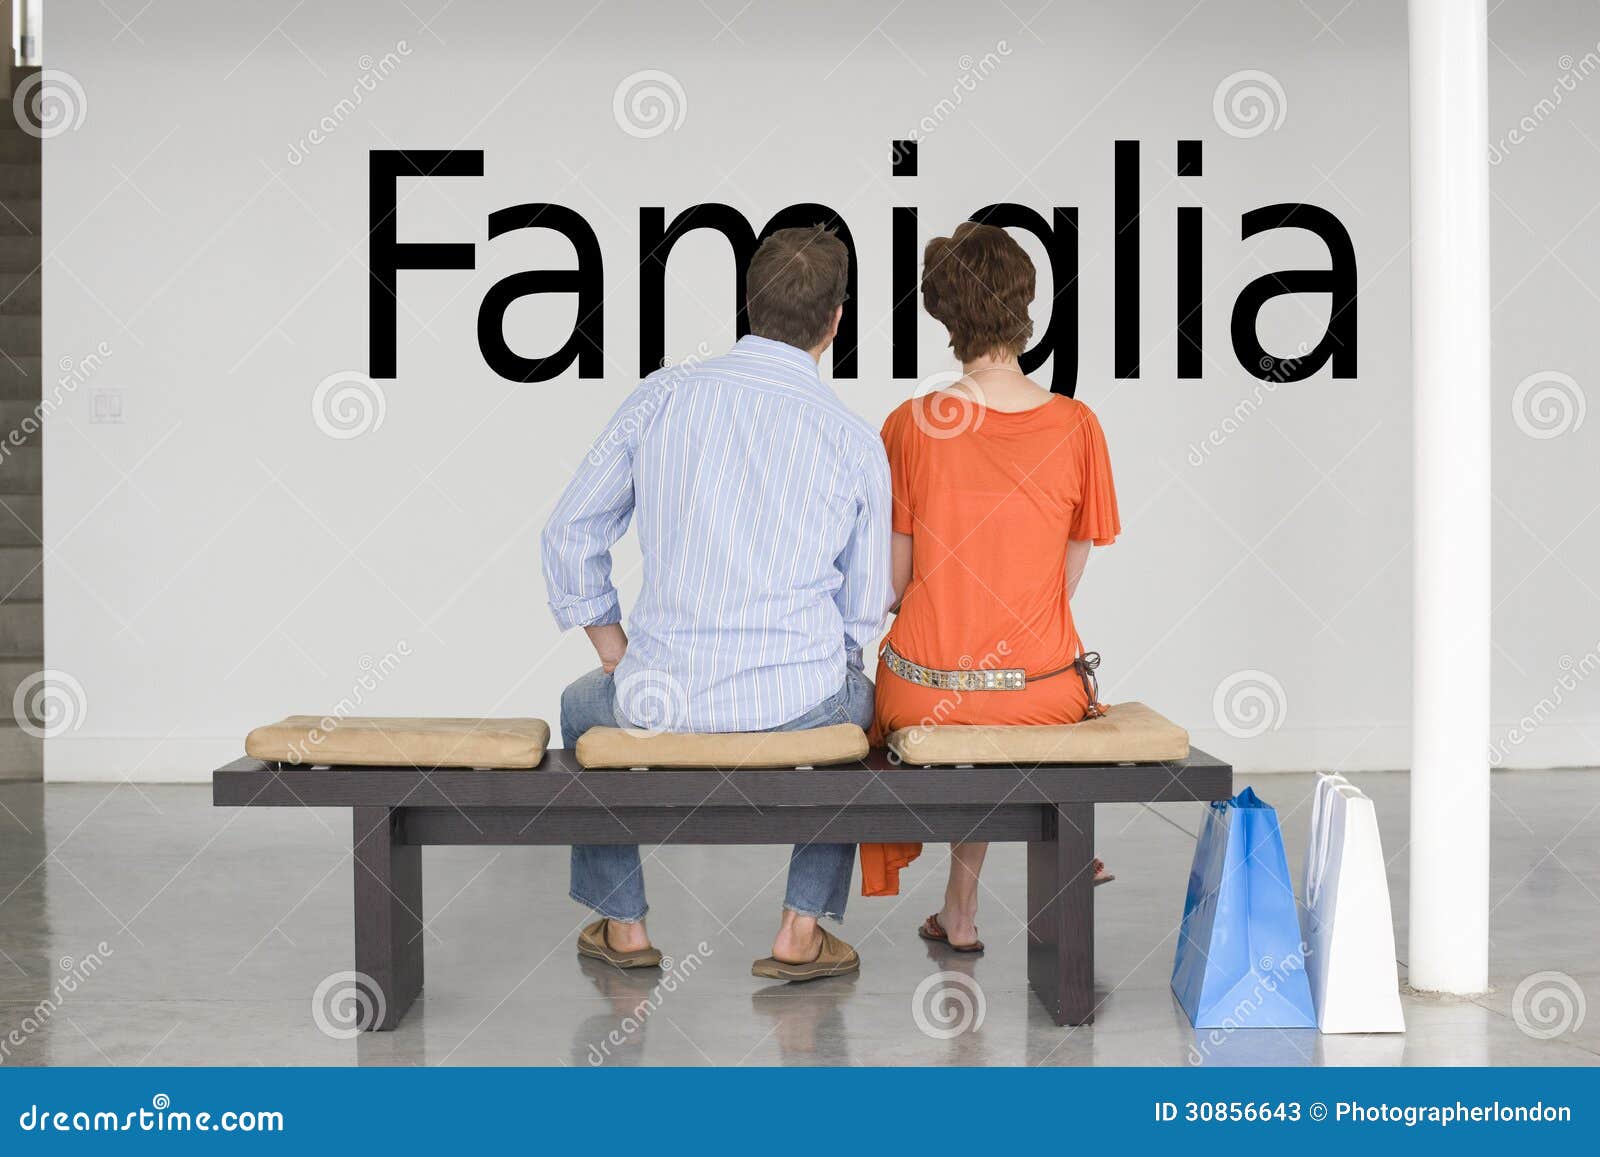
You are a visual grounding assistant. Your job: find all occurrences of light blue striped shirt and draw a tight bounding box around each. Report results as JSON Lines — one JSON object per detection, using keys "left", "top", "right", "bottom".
{"left": 541, "top": 335, "right": 894, "bottom": 732}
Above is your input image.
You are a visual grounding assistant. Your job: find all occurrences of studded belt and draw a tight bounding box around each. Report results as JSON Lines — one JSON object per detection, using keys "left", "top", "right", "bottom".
{"left": 881, "top": 643, "right": 1104, "bottom": 716}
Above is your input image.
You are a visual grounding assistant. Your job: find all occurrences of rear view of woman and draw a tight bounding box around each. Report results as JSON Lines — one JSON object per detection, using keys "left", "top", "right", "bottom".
{"left": 865, "top": 222, "right": 1120, "bottom": 951}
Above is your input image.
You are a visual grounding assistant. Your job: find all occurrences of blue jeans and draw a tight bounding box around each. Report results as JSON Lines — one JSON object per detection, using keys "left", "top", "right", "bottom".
{"left": 563, "top": 666, "right": 872, "bottom": 923}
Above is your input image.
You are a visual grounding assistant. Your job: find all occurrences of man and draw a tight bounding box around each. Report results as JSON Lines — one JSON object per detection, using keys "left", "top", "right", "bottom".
{"left": 541, "top": 225, "right": 893, "bottom": 981}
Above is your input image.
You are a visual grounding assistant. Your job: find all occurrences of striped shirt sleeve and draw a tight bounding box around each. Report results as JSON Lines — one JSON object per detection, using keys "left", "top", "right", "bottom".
{"left": 833, "top": 436, "right": 895, "bottom": 669}
{"left": 540, "top": 381, "right": 660, "bottom": 631}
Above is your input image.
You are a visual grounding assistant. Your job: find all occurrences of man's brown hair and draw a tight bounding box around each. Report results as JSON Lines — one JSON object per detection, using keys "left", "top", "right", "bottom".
{"left": 746, "top": 225, "right": 850, "bottom": 351}
{"left": 921, "top": 221, "right": 1036, "bottom": 361}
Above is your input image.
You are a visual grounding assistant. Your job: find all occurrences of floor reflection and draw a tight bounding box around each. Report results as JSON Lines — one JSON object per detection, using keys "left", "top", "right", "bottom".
{"left": 751, "top": 973, "right": 858, "bottom": 1064}
{"left": 570, "top": 956, "right": 665, "bottom": 1066}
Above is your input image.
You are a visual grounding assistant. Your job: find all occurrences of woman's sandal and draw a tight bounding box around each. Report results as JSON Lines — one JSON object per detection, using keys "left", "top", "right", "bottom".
{"left": 918, "top": 913, "right": 984, "bottom": 954}
{"left": 1094, "top": 858, "right": 1115, "bottom": 886}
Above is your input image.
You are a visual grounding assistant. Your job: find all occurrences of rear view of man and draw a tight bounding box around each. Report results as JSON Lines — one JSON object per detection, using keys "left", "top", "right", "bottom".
{"left": 541, "top": 225, "right": 893, "bottom": 981}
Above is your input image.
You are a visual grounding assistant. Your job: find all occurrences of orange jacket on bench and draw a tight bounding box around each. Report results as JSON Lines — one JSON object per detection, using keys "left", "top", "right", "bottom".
{"left": 860, "top": 392, "right": 1120, "bottom": 896}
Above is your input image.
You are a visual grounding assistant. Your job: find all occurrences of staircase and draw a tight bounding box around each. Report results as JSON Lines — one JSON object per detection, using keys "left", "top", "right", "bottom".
{"left": 0, "top": 64, "right": 42, "bottom": 781}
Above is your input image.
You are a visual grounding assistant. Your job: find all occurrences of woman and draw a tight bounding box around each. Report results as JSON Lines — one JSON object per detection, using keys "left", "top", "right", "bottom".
{"left": 863, "top": 222, "right": 1119, "bottom": 952}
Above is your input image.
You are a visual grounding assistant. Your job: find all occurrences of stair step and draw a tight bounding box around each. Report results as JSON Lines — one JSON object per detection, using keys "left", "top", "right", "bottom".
{"left": 0, "top": 653, "right": 41, "bottom": 710}
{"left": 0, "top": 400, "right": 40, "bottom": 446}
{"left": 0, "top": 198, "right": 39, "bottom": 236}
{"left": 9, "top": 67, "right": 40, "bottom": 102}
{"left": 0, "top": 493, "right": 40, "bottom": 544}
{"left": 0, "top": 354, "right": 39, "bottom": 398}
{"left": 0, "top": 544, "right": 40, "bottom": 599}
{"left": 0, "top": 447, "right": 39, "bottom": 490}
{"left": 0, "top": 129, "right": 39, "bottom": 164}
{"left": 0, "top": 236, "right": 38, "bottom": 272}
{"left": 0, "top": 163, "right": 39, "bottom": 199}
{"left": 0, "top": 654, "right": 42, "bottom": 712}
{"left": 0, "top": 598, "right": 41, "bottom": 652}
{"left": 0, "top": 723, "right": 42, "bottom": 779}
{"left": 0, "top": 313, "right": 39, "bottom": 355}
{"left": 7, "top": 69, "right": 43, "bottom": 140}
{"left": 0, "top": 270, "right": 38, "bottom": 314}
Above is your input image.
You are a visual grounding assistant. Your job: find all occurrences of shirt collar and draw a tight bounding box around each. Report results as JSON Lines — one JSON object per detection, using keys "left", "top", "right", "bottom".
{"left": 734, "top": 334, "right": 823, "bottom": 381}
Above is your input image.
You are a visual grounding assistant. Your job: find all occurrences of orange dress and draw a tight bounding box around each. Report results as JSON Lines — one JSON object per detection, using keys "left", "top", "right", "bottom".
{"left": 861, "top": 392, "right": 1121, "bottom": 896}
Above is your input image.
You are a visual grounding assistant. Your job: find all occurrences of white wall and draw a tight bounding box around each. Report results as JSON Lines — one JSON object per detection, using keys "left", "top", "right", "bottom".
{"left": 39, "top": 0, "right": 1598, "bottom": 780}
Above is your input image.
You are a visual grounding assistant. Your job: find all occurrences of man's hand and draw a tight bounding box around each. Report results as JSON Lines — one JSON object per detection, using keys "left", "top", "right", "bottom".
{"left": 584, "top": 623, "right": 628, "bottom": 673}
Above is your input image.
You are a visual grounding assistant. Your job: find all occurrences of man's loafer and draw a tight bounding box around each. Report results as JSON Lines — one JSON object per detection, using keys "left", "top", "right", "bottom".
{"left": 751, "top": 929, "right": 860, "bottom": 982}
{"left": 576, "top": 918, "right": 663, "bottom": 969}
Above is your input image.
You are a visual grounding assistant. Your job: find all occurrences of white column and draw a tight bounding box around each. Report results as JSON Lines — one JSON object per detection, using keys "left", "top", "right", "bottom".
{"left": 16, "top": 0, "right": 38, "bottom": 66}
{"left": 1407, "top": 0, "right": 1491, "bottom": 994}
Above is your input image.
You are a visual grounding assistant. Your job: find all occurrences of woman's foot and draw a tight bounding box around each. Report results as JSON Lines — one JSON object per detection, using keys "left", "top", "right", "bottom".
{"left": 919, "top": 912, "right": 984, "bottom": 953}
{"left": 1093, "top": 858, "right": 1115, "bottom": 886}
{"left": 933, "top": 907, "right": 981, "bottom": 949}
{"left": 933, "top": 841, "right": 989, "bottom": 948}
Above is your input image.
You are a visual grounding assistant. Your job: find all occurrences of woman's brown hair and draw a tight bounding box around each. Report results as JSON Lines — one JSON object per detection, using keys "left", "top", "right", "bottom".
{"left": 921, "top": 222, "right": 1036, "bottom": 361}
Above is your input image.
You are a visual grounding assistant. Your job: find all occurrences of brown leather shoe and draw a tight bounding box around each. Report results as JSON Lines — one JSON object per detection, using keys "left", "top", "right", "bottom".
{"left": 751, "top": 928, "right": 860, "bottom": 982}
{"left": 576, "top": 918, "right": 663, "bottom": 969}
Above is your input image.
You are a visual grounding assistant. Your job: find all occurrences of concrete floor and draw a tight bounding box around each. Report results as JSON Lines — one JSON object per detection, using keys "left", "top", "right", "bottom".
{"left": 0, "top": 770, "right": 1596, "bottom": 1066}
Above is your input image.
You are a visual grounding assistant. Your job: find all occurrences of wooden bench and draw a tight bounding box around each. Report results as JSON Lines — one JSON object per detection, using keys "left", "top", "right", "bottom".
{"left": 211, "top": 747, "right": 1232, "bottom": 1029}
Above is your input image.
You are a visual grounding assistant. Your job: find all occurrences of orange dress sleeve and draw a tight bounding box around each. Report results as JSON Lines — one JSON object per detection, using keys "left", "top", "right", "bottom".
{"left": 1068, "top": 401, "right": 1120, "bottom": 546}
{"left": 861, "top": 402, "right": 923, "bottom": 897}
{"left": 882, "top": 403, "right": 916, "bottom": 536}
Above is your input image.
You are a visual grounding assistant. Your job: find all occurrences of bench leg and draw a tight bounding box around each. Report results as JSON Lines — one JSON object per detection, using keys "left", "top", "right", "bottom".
{"left": 1027, "top": 802, "right": 1095, "bottom": 1026}
{"left": 352, "top": 806, "right": 423, "bottom": 1031}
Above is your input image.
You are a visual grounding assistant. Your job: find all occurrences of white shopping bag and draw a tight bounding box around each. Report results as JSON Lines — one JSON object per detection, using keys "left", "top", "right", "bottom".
{"left": 1299, "top": 774, "right": 1406, "bottom": 1033}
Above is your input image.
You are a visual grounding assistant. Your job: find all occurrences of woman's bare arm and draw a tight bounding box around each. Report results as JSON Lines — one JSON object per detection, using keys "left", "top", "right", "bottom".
{"left": 1067, "top": 539, "right": 1092, "bottom": 598}
{"left": 890, "top": 531, "right": 914, "bottom": 613}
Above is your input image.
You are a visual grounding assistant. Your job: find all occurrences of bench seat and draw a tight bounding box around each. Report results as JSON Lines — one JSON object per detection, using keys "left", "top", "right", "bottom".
{"left": 212, "top": 744, "right": 1232, "bottom": 1031}
{"left": 886, "top": 702, "right": 1189, "bottom": 766}
{"left": 244, "top": 715, "right": 551, "bottom": 768}
{"left": 575, "top": 722, "right": 868, "bottom": 768}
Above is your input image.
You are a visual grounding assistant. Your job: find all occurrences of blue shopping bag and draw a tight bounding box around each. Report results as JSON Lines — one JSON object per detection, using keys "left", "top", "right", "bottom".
{"left": 1171, "top": 787, "right": 1316, "bottom": 1028}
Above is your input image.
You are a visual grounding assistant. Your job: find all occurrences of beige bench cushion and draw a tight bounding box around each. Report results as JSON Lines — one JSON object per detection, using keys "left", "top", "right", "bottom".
{"left": 576, "top": 723, "right": 868, "bottom": 769}
{"left": 886, "top": 702, "right": 1189, "bottom": 766}
{"left": 245, "top": 716, "right": 551, "bottom": 768}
